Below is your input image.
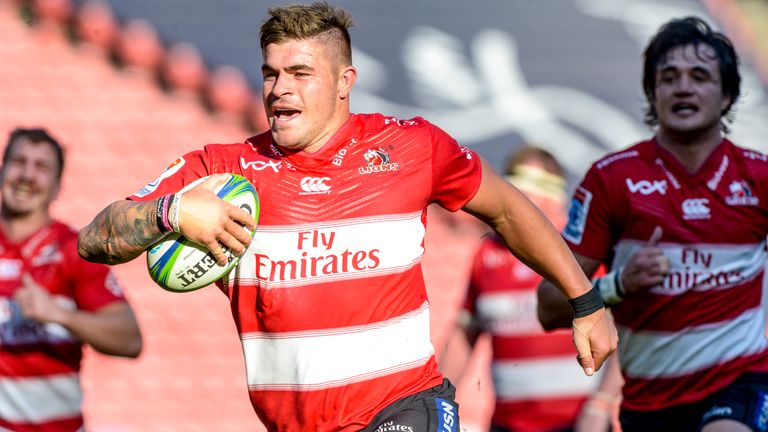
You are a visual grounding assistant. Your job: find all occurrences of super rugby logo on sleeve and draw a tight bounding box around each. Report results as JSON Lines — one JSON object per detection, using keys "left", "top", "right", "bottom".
{"left": 563, "top": 186, "right": 592, "bottom": 245}
{"left": 135, "top": 157, "right": 186, "bottom": 197}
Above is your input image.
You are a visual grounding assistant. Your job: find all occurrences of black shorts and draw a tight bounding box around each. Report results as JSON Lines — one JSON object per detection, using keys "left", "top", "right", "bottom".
{"left": 620, "top": 371, "right": 768, "bottom": 432}
{"left": 361, "top": 379, "right": 460, "bottom": 432}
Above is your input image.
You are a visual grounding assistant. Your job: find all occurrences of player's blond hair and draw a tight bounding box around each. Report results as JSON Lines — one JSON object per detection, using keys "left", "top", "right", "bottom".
{"left": 259, "top": 2, "right": 354, "bottom": 67}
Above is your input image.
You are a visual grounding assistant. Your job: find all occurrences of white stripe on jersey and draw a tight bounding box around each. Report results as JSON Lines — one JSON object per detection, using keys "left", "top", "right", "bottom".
{"left": 241, "top": 303, "right": 434, "bottom": 390}
{"left": 0, "top": 373, "right": 81, "bottom": 422}
{"left": 475, "top": 291, "right": 542, "bottom": 336}
{"left": 492, "top": 356, "right": 599, "bottom": 401}
{"left": 619, "top": 306, "right": 768, "bottom": 378}
{"left": 235, "top": 212, "right": 426, "bottom": 289}
{"left": 612, "top": 241, "right": 767, "bottom": 295}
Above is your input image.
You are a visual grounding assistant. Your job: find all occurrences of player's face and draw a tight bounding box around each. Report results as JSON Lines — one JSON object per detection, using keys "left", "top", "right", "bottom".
{"left": 261, "top": 38, "right": 355, "bottom": 153}
{"left": 653, "top": 43, "right": 731, "bottom": 139}
{"left": 1, "top": 139, "right": 60, "bottom": 217}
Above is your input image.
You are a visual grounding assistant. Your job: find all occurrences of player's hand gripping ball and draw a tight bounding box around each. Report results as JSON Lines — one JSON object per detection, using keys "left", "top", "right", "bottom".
{"left": 146, "top": 174, "right": 259, "bottom": 292}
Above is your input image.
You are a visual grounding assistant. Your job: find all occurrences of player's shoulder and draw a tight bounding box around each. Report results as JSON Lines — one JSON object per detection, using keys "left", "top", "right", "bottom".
{"left": 46, "top": 221, "right": 81, "bottom": 257}
{"left": 205, "top": 134, "right": 266, "bottom": 156}
{"left": 354, "top": 113, "right": 440, "bottom": 134}
{"left": 203, "top": 132, "right": 278, "bottom": 171}
{"left": 49, "top": 220, "right": 78, "bottom": 240}
{"left": 731, "top": 140, "right": 768, "bottom": 171}
{"left": 589, "top": 140, "right": 652, "bottom": 173}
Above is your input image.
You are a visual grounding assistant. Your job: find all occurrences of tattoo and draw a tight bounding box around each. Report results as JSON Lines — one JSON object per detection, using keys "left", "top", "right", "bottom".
{"left": 78, "top": 200, "right": 164, "bottom": 265}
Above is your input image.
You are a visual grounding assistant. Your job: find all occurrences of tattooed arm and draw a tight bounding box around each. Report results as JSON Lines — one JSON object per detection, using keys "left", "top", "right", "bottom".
{"left": 78, "top": 174, "right": 257, "bottom": 266}
{"left": 78, "top": 200, "right": 163, "bottom": 265}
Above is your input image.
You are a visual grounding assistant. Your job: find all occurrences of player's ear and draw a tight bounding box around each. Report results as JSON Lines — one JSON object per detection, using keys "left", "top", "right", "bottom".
{"left": 338, "top": 65, "right": 357, "bottom": 100}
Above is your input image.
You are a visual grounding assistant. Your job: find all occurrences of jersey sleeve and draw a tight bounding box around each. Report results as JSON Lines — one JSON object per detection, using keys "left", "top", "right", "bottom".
{"left": 562, "top": 164, "right": 619, "bottom": 262}
{"left": 63, "top": 236, "right": 127, "bottom": 312}
{"left": 428, "top": 122, "right": 482, "bottom": 211}
{"left": 128, "top": 149, "right": 212, "bottom": 202}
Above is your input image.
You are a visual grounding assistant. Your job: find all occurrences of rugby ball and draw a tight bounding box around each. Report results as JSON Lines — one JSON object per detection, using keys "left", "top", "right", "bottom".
{"left": 146, "top": 174, "right": 259, "bottom": 292}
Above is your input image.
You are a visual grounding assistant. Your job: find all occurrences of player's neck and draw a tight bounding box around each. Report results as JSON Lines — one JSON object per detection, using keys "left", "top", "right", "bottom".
{"left": 655, "top": 126, "right": 724, "bottom": 174}
{"left": 0, "top": 209, "right": 52, "bottom": 243}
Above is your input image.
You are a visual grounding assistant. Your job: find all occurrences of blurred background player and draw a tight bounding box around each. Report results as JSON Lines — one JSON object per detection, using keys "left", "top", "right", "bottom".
{"left": 441, "top": 146, "right": 619, "bottom": 432}
{"left": 538, "top": 16, "right": 768, "bottom": 432}
{"left": 0, "top": 128, "right": 142, "bottom": 432}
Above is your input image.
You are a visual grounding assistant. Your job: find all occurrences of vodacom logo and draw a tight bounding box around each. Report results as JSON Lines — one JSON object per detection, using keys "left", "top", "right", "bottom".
{"left": 626, "top": 178, "right": 667, "bottom": 195}
{"left": 299, "top": 177, "right": 332, "bottom": 195}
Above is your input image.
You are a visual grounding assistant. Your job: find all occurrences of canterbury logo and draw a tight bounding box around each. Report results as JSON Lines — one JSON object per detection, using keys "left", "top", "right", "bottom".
{"left": 300, "top": 177, "right": 331, "bottom": 194}
{"left": 682, "top": 198, "right": 710, "bottom": 220}
{"left": 626, "top": 178, "right": 667, "bottom": 195}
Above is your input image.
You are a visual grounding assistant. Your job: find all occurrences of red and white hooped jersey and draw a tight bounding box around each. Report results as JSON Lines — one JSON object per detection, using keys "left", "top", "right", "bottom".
{"left": 130, "top": 113, "right": 483, "bottom": 431}
{"left": 0, "top": 221, "right": 127, "bottom": 432}
{"left": 563, "top": 138, "right": 768, "bottom": 411}
{"left": 464, "top": 236, "right": 599, "bottom": 431}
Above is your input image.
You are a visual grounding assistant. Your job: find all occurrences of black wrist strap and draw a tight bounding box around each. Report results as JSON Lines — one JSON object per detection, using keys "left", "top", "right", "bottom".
{"left": 568, "top": 287, "right": 604, "bottom": 318}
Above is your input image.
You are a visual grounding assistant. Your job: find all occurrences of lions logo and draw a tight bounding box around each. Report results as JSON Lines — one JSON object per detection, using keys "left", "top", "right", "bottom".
{"left": 726, "top": 180, "right": 759, "bottom": 206}
{"left": 363, "top": 147, "right": 390, "bottom": 167}
{"left": 358, "top": 147, "right": 400, "bottom": 175}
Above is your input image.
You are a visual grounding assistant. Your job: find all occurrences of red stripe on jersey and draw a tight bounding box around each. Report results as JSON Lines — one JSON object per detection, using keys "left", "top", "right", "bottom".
{"left": 493, "top": 396, "right": 586, "bottom": 431}
{"left": 622, "top": 348, "right": 768, "bottom": 411}
{"left": 491, "top": 331, "right": 574, "bottom": 360}
{"left": 0, "top": 416, "right": 83, "bottom": 432}
{"left": 0, "top": 345, "right": 82, "bottom": 377}
{"left": 249, "top": 363, "right": 443, "bottom": 431}
{"left": 614, "top": 276, "right": 762, "bottom": 332}
{"left": 230, "top": 272, "right": 428, "bottom": 333}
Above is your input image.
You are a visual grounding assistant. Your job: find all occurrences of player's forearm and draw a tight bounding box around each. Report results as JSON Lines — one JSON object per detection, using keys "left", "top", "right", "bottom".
{"left": 78, "top": 200, "right": 164, "bottom": 265}
{"left": 58, "top": 303, "right": 143, "bottom": 358}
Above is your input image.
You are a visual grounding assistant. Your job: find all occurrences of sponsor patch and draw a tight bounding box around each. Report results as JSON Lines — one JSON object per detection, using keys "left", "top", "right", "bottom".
{"left": 135, "top": 157, "right": 186, "bottom": 197}
{"left": 626, "top": 178, "right": 667, "bottom": 195}
{"left": 435, "top": 398, "right": 457, "bottom": 432}
{"left": 682, "top": 198, "right": 710, "bottom": 220}
{"left": 702, "top": 405, "right": 733, "bottom": 423}
{"left": 726, "top": 180, "right": 759, "bottom": 206}
{"left": 0, "top": 259, "right": 22, "bottom": 280}
{"left": 240, "top": 156, "right": 282, "bottom": 173}
{"left": 563, "top": 186, "right": 592, "bottom": 245}
{"left": 104, "top": 272, "right": 125, "bottom": 297}
{"left": 374, "top": 421, "right": 414, "bottom": 432}
{"left": 706, "top": 156, "right": 729, "bottom": 190}
{"left": 755, "top": 391, "right": 768, "bottom": 432}
{"left": 358, "top": 147, "right": 400, "bottom": 175}
{"left": 30, "top": 244, "right": 63, "bottom": 266}
{"left": 595, "top": 150, "right": 639, "bottom": 169}
{"left": 299, "top": 176, "right": 332, "bottom": 195}
{"left": 459, "top": 145, "right": 473, "bottom": 160}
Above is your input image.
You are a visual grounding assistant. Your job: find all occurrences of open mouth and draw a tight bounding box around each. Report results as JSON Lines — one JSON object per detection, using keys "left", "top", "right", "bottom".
{"left": 672, "top": 102, "right": 698, "bottom": 115}
{"left": 272, "top": 108, "right": 301, "bottom": 121}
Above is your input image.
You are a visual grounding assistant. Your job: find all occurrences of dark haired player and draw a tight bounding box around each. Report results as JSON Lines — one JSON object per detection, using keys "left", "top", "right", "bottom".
{"left": 538, "top": 16, "right": 768, "bottom": 432}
